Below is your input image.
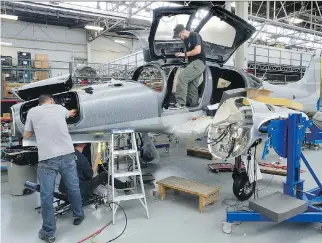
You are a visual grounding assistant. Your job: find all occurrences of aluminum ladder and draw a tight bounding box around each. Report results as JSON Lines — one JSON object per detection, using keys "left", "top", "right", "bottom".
{"left": 109, "top": 128, "right": 149, "bottom": 224}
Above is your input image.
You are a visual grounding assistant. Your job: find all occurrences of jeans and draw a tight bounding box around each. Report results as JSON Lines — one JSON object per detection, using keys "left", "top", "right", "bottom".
{"left": 176, "top": 59, "right": 205, "bottom": 106}
{"left": 37, "top": 153, "right": 84, "bottom": 238}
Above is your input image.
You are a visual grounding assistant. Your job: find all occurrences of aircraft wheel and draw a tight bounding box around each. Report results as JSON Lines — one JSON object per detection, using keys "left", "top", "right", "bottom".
{"left": 233, "top": 174, "right": 255, "bottom": 201}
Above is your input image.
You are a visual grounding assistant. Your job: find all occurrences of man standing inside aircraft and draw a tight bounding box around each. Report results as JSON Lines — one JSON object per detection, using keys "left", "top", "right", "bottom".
{"left": 24, "top": 94, "right": 84, "bottom": 243}
{"left": 170, "top": 24, "right": 206, "bottom": 109}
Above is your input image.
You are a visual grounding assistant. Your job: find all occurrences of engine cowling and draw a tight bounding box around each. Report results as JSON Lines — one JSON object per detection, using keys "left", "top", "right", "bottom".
{"left": 207, "top": 97, "right": 308, "bottom": 160}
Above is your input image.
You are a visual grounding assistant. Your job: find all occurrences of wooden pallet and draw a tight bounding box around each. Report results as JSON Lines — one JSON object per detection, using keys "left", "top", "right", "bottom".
{"left": 259, "top": 166, "right": 287, "bottom": 176}
{"left": 156, "top": 176, "right": 220, "bottom": 213}
{"left": 187, "top": 147, "right": 215, "bottom": 160}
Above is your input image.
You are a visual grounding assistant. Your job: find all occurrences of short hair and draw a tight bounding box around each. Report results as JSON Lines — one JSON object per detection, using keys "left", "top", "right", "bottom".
{"left": 74, "top": 143, "right": 87, "bottom": 148}
{"left": 39, "top": 94, "right": 53, "bottom": 105}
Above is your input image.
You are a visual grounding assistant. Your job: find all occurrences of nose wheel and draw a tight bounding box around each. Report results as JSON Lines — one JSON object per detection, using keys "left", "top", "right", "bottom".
{"left": 232, "top": 172, "right": 255, "bottom": 201}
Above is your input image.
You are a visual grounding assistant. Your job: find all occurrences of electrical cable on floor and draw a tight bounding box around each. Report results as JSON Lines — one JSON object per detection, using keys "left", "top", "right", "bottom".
{"left": 76, "top": 221, "right": 112, "bottom": 243}
{"left": 221, "top": 197, "right": 251, "bottom": 226}
{"left": 76, "top": 201, "right": 127, "bottom": 243}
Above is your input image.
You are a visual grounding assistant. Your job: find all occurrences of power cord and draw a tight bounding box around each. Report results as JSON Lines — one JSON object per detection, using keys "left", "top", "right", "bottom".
{"left": 221, "top": 197, "right": 252, "bottom": 226}
{"left": 76, "top": 201, "right": 127, "bottom": 243}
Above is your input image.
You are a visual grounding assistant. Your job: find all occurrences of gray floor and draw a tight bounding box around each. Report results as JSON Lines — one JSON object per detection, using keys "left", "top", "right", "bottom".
{"left": 1, "top": 143, "right": 322, "bottom": 243}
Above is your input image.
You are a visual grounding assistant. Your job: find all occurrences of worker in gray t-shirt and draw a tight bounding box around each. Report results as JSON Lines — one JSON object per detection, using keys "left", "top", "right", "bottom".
{"left": 24, "top": 94, "right": 84, "bottom": 243}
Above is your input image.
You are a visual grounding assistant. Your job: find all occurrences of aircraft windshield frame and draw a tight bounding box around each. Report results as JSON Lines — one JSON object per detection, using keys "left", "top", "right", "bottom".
{"left": 154, "top": 8, "right": 237, "bottom": 48}
{"left": 149, "top": 6, "right": 256, "bottom": 64}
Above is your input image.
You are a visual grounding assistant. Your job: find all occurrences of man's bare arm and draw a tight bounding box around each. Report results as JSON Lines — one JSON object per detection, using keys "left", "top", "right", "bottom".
{"left": 69, "top": 109, "right": 77, "bottom": 117}
{"left": 23, "top": 131, "right": 33, "bottom": 139}
{"left": 187, "top": 45, "right": 201, "bottom": 56}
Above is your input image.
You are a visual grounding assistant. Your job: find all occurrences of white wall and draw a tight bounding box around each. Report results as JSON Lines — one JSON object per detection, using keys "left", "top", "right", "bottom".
{"left": 90, "top": 36, "right": 143, "bottom": 63}
{"left": 1, "top": 19, "right": 87, "bottom": 76}
{"left": 1, "top": 19, "right": 144, "bottom": 77}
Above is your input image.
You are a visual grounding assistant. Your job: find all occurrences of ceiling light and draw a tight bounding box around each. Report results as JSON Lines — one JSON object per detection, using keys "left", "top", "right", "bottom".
{"left": 84, "top": 25, "right": 104, "bottom": 31}
{"left": 114, "top": 39, "right": 126, "bottom": 44}
{"left": 0, "top": 14, "right": 18, "bottom": 20}
{"left": 288, "top": 17, "right": 303, "bottom": 24}
{"left": 0, "top": 42, "right": 13, "bottom": 46}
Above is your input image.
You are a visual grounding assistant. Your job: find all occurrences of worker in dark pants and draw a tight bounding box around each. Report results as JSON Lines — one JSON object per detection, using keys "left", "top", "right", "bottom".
{"left": 170, "top": 24, "right": 206, "bottom": 109}
{"left": 24, "top": 94, "right": 84, "bottom": 243}
{"left": 59, "top": 143, "right": 129, "bottom": 201}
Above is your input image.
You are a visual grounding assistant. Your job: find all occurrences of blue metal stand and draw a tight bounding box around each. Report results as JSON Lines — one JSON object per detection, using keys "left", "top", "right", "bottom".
{"left": 225, "top": 114, "right": 322, "bottom": 228}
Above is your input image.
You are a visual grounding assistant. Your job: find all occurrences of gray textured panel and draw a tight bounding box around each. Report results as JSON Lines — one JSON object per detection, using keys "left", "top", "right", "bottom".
{"left": 219, "top": 88, "right": 247, "bottom": 107}
{"left": 249, "top": 191, "right": 308, "bottom": 222}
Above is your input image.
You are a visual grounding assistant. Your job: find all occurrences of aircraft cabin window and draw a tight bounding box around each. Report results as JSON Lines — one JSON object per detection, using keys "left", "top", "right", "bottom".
{"left": 199, "top": 16, "right": 236, "bottom": 48}
{"left": 155, "top": 14, "right": 190, "bottom": 40}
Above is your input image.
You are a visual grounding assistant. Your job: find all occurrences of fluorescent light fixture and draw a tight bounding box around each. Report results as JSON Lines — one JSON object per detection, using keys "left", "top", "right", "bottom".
{"left": 0, "top": 14, "right": 18, "bottom": 20}
{"left": 84, "top": 25, "right": 104, "bottom": 31}
{"left": 288, "top": 17, "right": 303, "bottom": 24}
{"left": 114, "top": 39, "right": 126, "bottom": 44}
{"left": 0, "top": 42, "right": 13, "bottom": 46}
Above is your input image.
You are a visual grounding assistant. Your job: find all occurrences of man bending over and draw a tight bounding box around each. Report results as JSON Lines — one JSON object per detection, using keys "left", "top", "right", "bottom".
{"left": 24, "top": 94, "right": 84, "bottom": 243}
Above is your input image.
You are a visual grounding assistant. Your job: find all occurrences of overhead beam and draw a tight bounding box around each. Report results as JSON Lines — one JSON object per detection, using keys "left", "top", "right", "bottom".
{"left": 12, "top": 1, "right": 128, "bottom": 20}
{"left": 130, "top": 2, "right": 153, "bottom": 16}
{"left": 4, "top": 5, "right": 97, "bottom": 22}
{"left": 249, "top": 15, "right": 322, "bottom": 36}
{"left": 88, "top": 19, "right": 125, "bottom": 43}
{"left": 300, "top": 12, "right": 322, "bottom": 22}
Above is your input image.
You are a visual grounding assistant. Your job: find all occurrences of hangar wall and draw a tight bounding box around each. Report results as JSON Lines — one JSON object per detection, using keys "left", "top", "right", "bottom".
{"left": 1, "top": 19, "right": 142, "bottom": 76}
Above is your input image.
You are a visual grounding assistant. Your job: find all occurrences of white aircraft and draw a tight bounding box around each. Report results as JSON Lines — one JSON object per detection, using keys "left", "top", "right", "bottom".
{"left": 8, "top": 5, "right": 321, "bottom": 201}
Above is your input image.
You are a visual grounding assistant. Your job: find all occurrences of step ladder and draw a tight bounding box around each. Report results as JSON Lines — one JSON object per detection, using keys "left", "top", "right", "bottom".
{"left": 108, "top": 128, "right": 149, "bottom": 224}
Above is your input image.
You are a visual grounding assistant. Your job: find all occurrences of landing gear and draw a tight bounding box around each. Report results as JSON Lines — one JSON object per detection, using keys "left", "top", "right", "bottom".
{"left": 232, "top": 173, "right": 255, "bottom": 201}
{"left": 232, "top": 156, "right": 255, "bottom": 201}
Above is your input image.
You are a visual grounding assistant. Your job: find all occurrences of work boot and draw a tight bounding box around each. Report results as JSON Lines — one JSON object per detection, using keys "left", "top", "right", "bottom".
{"left": 38, "top": 232, "right": 55, "bottom": 243}
{"left": 169, "top": 102, "right": 186, "bottom": 110}
{"left": 73, "top": 216, "right": 84, "bottom": 225}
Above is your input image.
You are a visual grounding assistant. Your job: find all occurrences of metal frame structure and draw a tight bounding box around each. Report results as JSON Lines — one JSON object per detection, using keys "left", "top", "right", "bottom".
{"left": 248, "top": 1, "right": 322, "bottom": 51}
{"left": 223, "top": 113, "right": 322, "bottom": 233}
{"left": 1, "top": 1, "right": 322, "bottom": 49}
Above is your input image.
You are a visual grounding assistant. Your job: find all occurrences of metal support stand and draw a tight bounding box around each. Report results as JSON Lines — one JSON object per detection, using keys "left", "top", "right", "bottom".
{"left": 223, "top": 114, "right": 322, "bottom": 234}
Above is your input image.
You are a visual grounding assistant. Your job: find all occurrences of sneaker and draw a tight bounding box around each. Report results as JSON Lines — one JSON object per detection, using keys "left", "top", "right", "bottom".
{"left": 73, "top": 216, "right": 84, "bottom": 225}
{"left": 38, "top": 232, "right": 55, "bottom": 243}
{"left": 169, "top": 103, "right": 186, "bottom": 110}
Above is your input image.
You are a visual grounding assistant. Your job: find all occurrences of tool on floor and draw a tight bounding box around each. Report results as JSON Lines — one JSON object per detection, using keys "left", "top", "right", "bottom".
{"left": 109, "top": 128, "right": 149, "bottom": 224}
{"left": 222, "top": 114, "right": 322, "bottom": 234}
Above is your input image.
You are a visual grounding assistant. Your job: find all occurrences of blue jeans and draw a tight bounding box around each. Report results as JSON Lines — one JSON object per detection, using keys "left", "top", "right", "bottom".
{"left": 37, "top": 153, "right": 84, "bottom": 238}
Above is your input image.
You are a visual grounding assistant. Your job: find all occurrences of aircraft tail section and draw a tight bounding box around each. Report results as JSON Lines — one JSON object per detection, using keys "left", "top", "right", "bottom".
{"left": 295, "top": 55, "right": 321, "bottom": 98}
{"left": 263, "top": 55, "right": 321, "bottom": 112}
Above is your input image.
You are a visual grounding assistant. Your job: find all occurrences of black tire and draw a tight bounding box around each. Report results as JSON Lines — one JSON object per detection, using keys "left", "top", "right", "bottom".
{"left": 233, "top": 174, "right": 255, "bottom": 201}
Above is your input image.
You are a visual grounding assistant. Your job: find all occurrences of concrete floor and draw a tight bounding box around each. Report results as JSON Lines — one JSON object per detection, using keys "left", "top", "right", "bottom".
{"left": 1, "top": 143, "right": 322, "bottom": 243}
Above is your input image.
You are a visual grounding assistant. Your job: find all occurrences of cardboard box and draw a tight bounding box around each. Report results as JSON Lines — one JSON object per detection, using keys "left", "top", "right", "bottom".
{"left": 35, "top": 54, "right": 48, "bottom": 60}
{"left": 34, "top": 71, "right": 49, "bottom": 81}
{"left": 34, "top": 60, "right": 49, "bottom": 68}
{"left": 3, "top": 113, "right": 11, "bottom": 119}
{"left": 246, "top": 88, "right": 272, "bottom": 99}
{"left": 35, "top": 54, "right": 49, "bottom": 68}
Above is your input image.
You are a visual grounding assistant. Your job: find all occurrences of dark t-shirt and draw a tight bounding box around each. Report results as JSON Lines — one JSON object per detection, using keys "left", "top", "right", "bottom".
{"left": 184, "top": 32, "right": 206, "bottom": 64}
{"left": 74, "top": 150, "right": 93, "bottom": 182}
{"left": 59, "top": 149, "right": 93, "bottom": 194}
